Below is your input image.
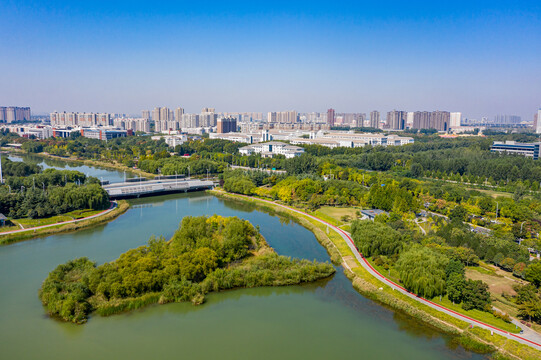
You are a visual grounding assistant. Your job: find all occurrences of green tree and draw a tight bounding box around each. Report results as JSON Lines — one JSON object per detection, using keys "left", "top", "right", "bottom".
{"left": 447, "top": 272, "right": 465, "bottom": 304}
{"left": 461, "top": 280, "right": 491, "bottom": 311}
{"left": 395, "top": 245, "right": 449, "bottom": 298}
{"left": 525, "top": 262, "right": 541, "bottom": 287}
{"left": 351, "top": 220, "right": 405, "bottom": 257}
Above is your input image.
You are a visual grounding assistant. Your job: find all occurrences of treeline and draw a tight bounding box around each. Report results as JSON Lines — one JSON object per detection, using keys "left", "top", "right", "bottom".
{"left": 351, "top": 218, "right": 541, "bottom": 323}
{"left": 1, "top": 157, "right": 41, "bottom": 177}
{"left": 39, "top": 215, "right": 335, "bottom": 323}
{"left": 352, "top": 220, "right": 489, "bottom": 312}
{"left": 138, "top": 156, "right": 228, "bottom": 176}
{"left": 0, "top": 162, "right": 108, "bottom": 219}
{"left": 0, "top": 182, "right": 109, "bottom": 219}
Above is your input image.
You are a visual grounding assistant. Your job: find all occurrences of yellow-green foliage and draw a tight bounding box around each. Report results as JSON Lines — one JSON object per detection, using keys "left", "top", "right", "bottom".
{"left": 38, "top": 214, "right": 335, "bottom": 324}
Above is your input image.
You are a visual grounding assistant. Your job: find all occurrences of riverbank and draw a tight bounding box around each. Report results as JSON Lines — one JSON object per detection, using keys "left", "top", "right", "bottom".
{"left": 210, "top": 190, "right": 541, "bottom": 360}
{"left": 0, "top": 200, "right": 130, "bottom": 245}
{"left": 2, "top": 148, "right": 156, "bottom": 179}
{"left": 39, "top": 214, "right": 336, "bottom": 324}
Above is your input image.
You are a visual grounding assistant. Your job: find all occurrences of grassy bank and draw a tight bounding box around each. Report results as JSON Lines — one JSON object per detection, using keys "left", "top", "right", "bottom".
{"left": 209, "top": 190, "right": 541, "bottom": 360}
{"left": 0, "top": 200, "right": 130, "bottom": 245}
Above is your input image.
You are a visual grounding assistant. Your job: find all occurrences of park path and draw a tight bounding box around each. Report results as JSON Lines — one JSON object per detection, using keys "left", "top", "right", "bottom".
{"left": 0, "top": 201, "right": 117, "bottom": 236}
{"left": 230, "top": 193, "right": 541, "bottom": 351}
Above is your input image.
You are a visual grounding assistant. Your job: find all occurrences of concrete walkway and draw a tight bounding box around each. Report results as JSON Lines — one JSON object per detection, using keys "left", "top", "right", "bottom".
{"left": 233, "top": 194, "right": 541, "bottom": 351}
{"left": 0, "top": 201, "right": 117, "bottom": 236}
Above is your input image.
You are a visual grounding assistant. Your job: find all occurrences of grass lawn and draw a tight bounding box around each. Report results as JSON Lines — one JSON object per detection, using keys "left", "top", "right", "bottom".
{"left": 366, "top": 257, "right": 401, "bottom": 283}
{"left": 437, "top": 296, "right": 520, "bottom": 333}
{"left": 13, "top": 215, "right": 74, "bottom": 228}
{"left": 467, "top": 266, "right": 526, "bottom": 297}
{"left": 0, "top": 224, "right": 21, "bottom": 232}
{"left": 313, "top": 206, "right": 360, "bottom": 226}
{"left": 8, "top": 209, "right": 103, "bottom": 229}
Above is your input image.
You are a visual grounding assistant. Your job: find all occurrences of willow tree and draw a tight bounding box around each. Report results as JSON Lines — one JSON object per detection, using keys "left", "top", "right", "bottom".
{"left": 351, "top": 220, "right": 406, "bottom": 257}
{"left": 396, "top": 245, "right": 449, "bottom": 298}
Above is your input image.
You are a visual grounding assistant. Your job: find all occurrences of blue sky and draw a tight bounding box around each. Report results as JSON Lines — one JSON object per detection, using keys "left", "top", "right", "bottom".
{"left": 1, "top": 1, "right": 540, "bottom": 119}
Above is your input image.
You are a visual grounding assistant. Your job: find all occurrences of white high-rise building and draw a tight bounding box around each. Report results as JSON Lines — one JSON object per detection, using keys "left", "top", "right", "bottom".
{"left": 406, "top": 112, "right": 414, "bottom": 128}
{"left": 181, "top": 114, "right": 199, "bottom": 129}
{"left": 536, "top": 108, "right": 541, "bottom": 134}
{"left": 450, "top": 112, "right": 462, "bottom": 129}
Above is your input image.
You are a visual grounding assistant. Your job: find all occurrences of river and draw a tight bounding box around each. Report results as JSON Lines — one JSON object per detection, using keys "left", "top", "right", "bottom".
{"left": 0, "top": 155, "right": 485, "bottom": 359}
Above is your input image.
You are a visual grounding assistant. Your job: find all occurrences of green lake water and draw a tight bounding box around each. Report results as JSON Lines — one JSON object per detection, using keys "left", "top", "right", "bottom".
{"left": 0, "top": 158, "right": 486, "bottom": 359}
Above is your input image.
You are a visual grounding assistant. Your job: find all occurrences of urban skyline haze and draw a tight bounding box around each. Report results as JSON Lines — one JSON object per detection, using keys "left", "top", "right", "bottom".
{"left": 1, "top": 1, "right": 540, "bottom": 119}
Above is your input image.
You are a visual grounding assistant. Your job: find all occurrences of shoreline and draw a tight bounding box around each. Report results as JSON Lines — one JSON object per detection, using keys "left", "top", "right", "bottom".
{"left": 2, "top": 148, "right": 156, "bottom": 179}
{"left": 209, "top": 190, "right": 541, "bottom": 360}
{"left": 0, "top": 200, "right": 130, "bottom": 245}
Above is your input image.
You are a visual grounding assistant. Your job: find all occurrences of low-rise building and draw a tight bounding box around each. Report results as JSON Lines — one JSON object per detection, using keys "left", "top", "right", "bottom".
{"left": 239, "top": 141, "right": 304, "bottom": 158}
{"left": 151, "top": 134, "right": 188, "bottom": 148}
{"left": 491, "top": 141, "right": 540, "bottom": 159}
{"left": 80, "top": 127, "right": 129, "bottom": 140}
{"left": 0, "top": 124, "right": 53, "bottom": 139}
{"left": 360, "top": 209, "right": 388, "bottom": 220}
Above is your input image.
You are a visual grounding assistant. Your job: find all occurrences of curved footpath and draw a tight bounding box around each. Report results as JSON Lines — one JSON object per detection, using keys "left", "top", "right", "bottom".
{"left": 0, "top": 201, "right": 117, "bottom": 236}
{"left": 236, "top": 194, "right": 541, "bottom": 351}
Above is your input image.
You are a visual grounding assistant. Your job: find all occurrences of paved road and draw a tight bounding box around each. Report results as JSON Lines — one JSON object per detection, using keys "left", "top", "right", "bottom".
{"left": 0, "top": 201, "right": 117, "bottom": 236}
{"left": 233, "top": 194, "right": 541, "bottom": 351}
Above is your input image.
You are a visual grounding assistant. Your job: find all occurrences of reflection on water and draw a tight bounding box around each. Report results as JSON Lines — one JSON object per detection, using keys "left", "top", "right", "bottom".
{"left": 0, "top": 180, "right": 488, "bottom": 359}
{"left": 7, "top": 153, "right": 135, "bottom": 183}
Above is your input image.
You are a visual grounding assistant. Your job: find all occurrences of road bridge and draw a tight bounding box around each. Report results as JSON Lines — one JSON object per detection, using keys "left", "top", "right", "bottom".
{"left": 103, "top": 178, "right": 214, "bottom": 199}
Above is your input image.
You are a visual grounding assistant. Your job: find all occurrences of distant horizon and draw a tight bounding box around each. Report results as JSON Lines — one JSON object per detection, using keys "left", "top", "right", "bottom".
{"left": 1, "top": 1, "right": 539, "bottom": 120}
{"left": 22, "top": 107, "right": 540, "bottom": 122}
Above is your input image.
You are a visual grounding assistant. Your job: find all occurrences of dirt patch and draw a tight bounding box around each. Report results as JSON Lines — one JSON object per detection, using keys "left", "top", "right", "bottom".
{"left": 466, "top": 268, "right": 525, "bottom": 297}
{"left": 343, "top": 256, "right": 359, "bottom": 269}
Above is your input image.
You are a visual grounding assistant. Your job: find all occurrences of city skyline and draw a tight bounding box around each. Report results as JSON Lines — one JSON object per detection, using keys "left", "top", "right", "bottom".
{"left": 1, "top": 1, "right": 540, "bottom": 119}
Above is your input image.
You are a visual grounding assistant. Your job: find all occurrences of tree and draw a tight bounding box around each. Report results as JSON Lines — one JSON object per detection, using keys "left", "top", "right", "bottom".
{"left": 449, "top": 205, "right": 467, "bottom": 222}
{"left": 447, "top": 273, "right": 465, "bottom": 304}
{"left": 351, "top": 220, "right": 405, "bottom": 257}
{"left": 445, "top": 259, "right": 465, "bottom": 279}
{"left": 518, "top": 301, "right": 541, "bottom": 323}
{"left": 461, "top": 279, "right": 491, "bottom": 311}
{"left": 500, "top": 257, "right": 516, "bottom": 272}
{"left": 525, "top": 262, "right": 541, "bottom": 287}
{"left": 395, "top": 245, "right": 449, "bottom": 298}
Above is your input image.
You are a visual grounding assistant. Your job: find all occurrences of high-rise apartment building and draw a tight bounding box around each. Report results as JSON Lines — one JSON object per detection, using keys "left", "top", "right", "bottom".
{"left": 0, "top": 106, "right": 31, "bottom": 123}
{"left": 175, "top": 107, "right": 184, "bottom": 122}
{"left": 78, "top": 113, "right": 97, "bottom": 127}
{"left": 200, "top": 108, "right": 217, "bottom": 127}
{"left": 152, "top": 108, "right": 160, "bottom": 122}
{"left": 411, "top": 110, "right": 450, "bottom": 131}
{"left": 412, "top": 111, "right": 431, "bottom": 129}
{"left": 217, "top": 117, "right": 238, "bottom": 133}
{"left": 327, "top": 108, "right": 335, "bottom": 127}
{"left": 181, "top": 114, "right": 199, "bottom": 129}
{"left": 387, "top": 110, "right": 407, "bottom": 130}
{"left": 152, "top": 107, "right": 172, "bottom": 132}
{"left": 369, "top": 111, "right": 380, "bottom": 129}
{"left": 432, "top": 111, "right": 450, "bottom": 131}
{"left": 142, "top": 110, "right": 150, "bottom": 121}
{"left": 267, "top": 111, "right": 297, "bottom": 124}
{"left": 267, "top": 112, "right": 277, "bottom": 123}
{"left": 494, "top": 114, "right": 521, "bottom": 125}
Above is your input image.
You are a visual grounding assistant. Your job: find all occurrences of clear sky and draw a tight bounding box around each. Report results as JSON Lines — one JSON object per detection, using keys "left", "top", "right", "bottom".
{"left": 1, "top": 1, "right": 540, "bottom": 119}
